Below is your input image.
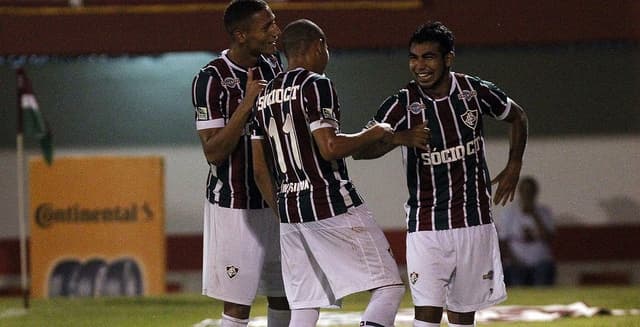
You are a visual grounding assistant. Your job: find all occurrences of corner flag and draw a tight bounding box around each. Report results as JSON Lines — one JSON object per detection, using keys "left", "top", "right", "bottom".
{"left": 16, "top": 68, "right": 53, "bottom": 165}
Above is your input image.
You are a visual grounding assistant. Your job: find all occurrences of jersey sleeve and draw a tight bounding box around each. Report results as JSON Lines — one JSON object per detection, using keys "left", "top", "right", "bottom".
{"left": 369, "top": 89, "right": 408, "bottom": 131}
{"left": 303, "top": 77, "right": 340, "bottom": 132}
{"left": 472, "top": 76, "right": 512, "bottom": 121}
{"left": 192, "top": 69, "right": 225, "bottom": 130}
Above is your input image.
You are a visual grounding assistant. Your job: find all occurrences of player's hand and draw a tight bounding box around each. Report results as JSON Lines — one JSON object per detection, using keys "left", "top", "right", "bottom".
{"left": 393, "top": 122, "right": 431, "bottom": 150}
{"left": 244, "top": 68, "right": 267, "bottom": 104}
{"left": 373, "top": 123, "right": 394, "bottom": 144}
{"left": 491, "top": 161, "right": 521, "bottom": 206}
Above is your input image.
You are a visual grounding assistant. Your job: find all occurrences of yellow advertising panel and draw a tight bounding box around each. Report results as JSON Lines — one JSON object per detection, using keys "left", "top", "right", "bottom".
{"left": 29, "top": 156, "right": 165, "bottom": 298}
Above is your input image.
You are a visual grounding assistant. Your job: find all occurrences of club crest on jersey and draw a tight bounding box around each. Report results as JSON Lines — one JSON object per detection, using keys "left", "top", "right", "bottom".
{"left": 461, "top": 109, "right": 478, "bottom": 129}
{"left": 408, "top": 102, "right": 426, "bottom": 114}
{"left": 457, "top": 89, "right": 477, "bottom": 101}
{"left": 222, "top": 77, "right": 240, "bottom": 88}
{"left": 226, "top": 265, "right": 239, "bottom": 279}
{"left": 409, "top": 272, "right": 419, "bottom": 285}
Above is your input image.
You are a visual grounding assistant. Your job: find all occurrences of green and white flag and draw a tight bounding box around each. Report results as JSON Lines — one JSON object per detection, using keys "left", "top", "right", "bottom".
{"left": 17, "top": 68, "right": 53, "bottom": 165}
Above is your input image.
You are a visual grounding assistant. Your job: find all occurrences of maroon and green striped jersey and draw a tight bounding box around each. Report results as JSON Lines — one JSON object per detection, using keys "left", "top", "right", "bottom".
{"left": 251, "top": 68, "right": 363, "bottom": 223}
{"left": 192, "top": 50, "right": 282, "bottom": 209}
{"left": 373, "top": 72, "right": 512, "bottom": 232}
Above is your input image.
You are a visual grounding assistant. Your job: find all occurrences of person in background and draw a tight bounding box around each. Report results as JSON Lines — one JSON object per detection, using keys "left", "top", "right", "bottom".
{"left": 497, "top": 176, "right": 556, "bottom": 286}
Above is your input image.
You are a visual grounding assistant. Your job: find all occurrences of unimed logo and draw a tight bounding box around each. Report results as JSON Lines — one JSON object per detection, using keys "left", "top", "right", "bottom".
{"left": 34, "top": 202, "right": 154, "bottom": 228}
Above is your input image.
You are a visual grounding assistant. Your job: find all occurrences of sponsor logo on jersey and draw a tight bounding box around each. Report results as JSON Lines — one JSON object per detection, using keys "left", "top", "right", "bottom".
{"left": 364, "top": 120, "right": 377, "bottom": 129}
{"left": 222, "top": 77, "right": 240, "bottom": 88}
{"left": 408, "top": 102, "right": 426, "bottom": 114}
{"left": 322, "top": 107, "right": 336, "bottom": 120}
{"left": 257, "top": 85, "right": 301, "bottom": 111}
{"left": 226, "top": 265, "right": 239, "bottom": 278}
{"left": 420, "top": 136, "right": 482, "bottom": 166}
{"left": 196, "top": 106, "right": 209, "bottom": 120}
{"left": 457, "top": 89, "right": 477, "bottom": 101}
{"left": 409, "top": 272, "right": 419, "bottom": 285}
{"left": 483, "top": 270, "right": 494, "bottom": 280}
{"left": 461, "top": 109, "right": 478, "bottom": 129}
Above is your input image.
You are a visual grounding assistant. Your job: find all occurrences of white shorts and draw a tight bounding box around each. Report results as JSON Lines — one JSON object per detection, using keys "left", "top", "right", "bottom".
{"left": 280, "top": 204, "right": 403, "bottom": 309}
{"left": 202, "top": 200, "right": 285, "bottom": 305}
{"left": 406, "top": 223, "right": 507, "bottom": 312}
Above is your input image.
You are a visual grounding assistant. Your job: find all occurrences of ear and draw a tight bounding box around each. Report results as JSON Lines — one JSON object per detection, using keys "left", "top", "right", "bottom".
{"left": 313, "top": 38, "right": 324, "bottom": 54}
{"left": 444, "top": 51, "right": 455, "bottom": 69}
{"left": 233, "top": 30, "right": 247, "bottom": 44}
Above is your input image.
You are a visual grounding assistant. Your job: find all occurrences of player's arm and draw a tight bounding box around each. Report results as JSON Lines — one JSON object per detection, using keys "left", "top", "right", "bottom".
{"left": 353, "top": 122, "right": 430, "bottom": 160}
{"left": 199, "top": 69, "right": 267, "bottom": 165}
{"left": 492, "top": 100, "right": 528, "bottom": 205}
{"left": 251, "top": 139, "right": 279, "bottom": 217}
{"left": 312, "top": 123, "right": 393, "bottom": 161}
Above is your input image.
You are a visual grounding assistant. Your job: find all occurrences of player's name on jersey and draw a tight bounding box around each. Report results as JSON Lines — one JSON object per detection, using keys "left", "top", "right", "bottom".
{"left": 421, "top": 136, "right": 482, "bottom": 166}
{"left": 280, "top": 179, "right": 311, "bottom": 193}
{"left": 257, "top": 85, "right": 301, "bottom": 111}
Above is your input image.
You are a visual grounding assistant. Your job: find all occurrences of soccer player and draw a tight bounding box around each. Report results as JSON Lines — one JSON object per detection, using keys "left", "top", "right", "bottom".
{"left": 190, "top": 1, "right": 289, "bottom": 326}
{"left": 251, "top": 19, "right": 406, "bottom": 327}
{"left": 353, "top": 21, "right": 529, "bottom": 327}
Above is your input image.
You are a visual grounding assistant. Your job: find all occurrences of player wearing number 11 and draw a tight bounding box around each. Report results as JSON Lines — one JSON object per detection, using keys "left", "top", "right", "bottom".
{"left": 251, "top": 19, "right": 407, "bottom": 326}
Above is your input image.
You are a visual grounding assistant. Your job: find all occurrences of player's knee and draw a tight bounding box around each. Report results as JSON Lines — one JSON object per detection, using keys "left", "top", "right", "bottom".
{"left": 415, "top": 306, "right": 443, "bottom": 323}
{"left": 266, "top": 296, "right": 290, "bottom": 310}
{"left": 387, "top": 284, "right": 406, "bottom": 303}
{"left": 223, "top": 302, "right": 251, "bottom": 319}
{"left": 361, "top": 284, "right": 406, "bottom": 326}
{"left": 446, "top": 310, "right": 475, "bottom": 325}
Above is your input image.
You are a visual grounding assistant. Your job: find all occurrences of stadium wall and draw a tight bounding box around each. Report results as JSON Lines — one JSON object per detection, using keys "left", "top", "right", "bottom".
{"left": 1, "top": 136, "right": 639, "bottom": 292}
{"left": 1, "top": 0, "right": 639, "bottom": 55}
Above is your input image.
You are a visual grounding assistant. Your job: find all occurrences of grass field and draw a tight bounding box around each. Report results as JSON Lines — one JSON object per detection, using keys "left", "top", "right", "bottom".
{"left": 1, "top": 286, "right": 639, "bottom": 326}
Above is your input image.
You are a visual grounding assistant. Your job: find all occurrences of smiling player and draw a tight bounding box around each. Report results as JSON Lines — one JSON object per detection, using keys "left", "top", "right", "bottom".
{"left": 354, "top": 21, "right": 529, "bottom": 327}
{"left": 190, "top": 1, "right": 290, "bottom": 326}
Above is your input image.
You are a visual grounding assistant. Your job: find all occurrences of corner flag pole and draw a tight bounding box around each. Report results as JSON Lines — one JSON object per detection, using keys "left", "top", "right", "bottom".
{"left": 16, "top": 71, "right": 30, "bottom": 309}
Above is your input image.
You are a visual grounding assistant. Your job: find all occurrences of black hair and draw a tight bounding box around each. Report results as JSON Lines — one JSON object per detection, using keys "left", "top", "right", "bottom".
{"left": 409, "top": 21, "right": 455, "bottom": 55}
{"left": 223, "top": 0, "right": 269, "bottom": 35}
{"left": 281, "top": 19, "right": 325, "bottom": 58}
{"left": 519, "top": 176, "right": 539, "bottom": 196}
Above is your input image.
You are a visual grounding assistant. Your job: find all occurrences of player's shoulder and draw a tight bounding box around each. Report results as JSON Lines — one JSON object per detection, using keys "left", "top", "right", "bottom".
{"left": 196, "top": 57, "right": 226, "bottom": 79}
{"left": 296, "top": 69, "right": 331, "bottom": 87}
{"left": 455, "top": 72, "right": 501, "bottom": 92}
{"left": 383, "top": 81, "right": 414, "bottom": 104}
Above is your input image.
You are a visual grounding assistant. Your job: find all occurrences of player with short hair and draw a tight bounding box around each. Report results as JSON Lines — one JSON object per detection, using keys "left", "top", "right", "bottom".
{"left": 354, "top": 21, "right": 529, "bottom": 326}
{"left": 190, "top": 1, "right": 289, "bottom": 326}
{"left": 251, "top": 19, "right": 406, "bottom": 327}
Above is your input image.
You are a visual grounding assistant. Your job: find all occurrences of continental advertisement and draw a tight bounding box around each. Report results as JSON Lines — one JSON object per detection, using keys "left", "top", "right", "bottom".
{"left": 29, "top": 156, "right": 165, "bottom": 298}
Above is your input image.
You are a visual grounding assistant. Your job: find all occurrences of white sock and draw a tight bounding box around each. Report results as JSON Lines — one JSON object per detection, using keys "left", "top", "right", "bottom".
{"left": 220, "top": 313, "right": 249, "bottom": 327}
{"left": 414, "top": 320, "right": 441, "bottom": 327}
{"left": 361, "top": 284, "right": 405, "bottom": 326}
{"left": 288, "top": 308, "right": 319, "bottom": 327}
{"left": 448, "top": 323, "right": 475, "bottom": 327}
{"left": 267, "top": 308, "right": 291, "bottom": 327}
